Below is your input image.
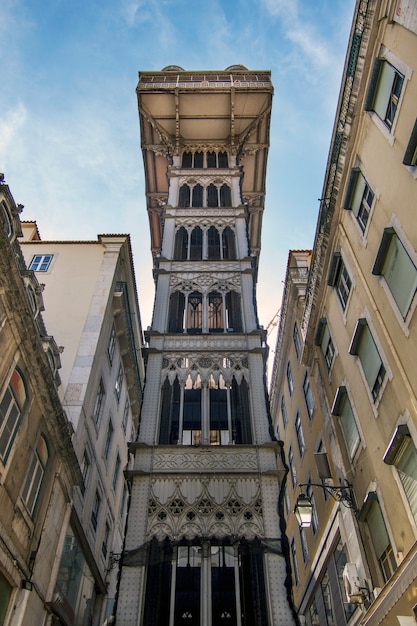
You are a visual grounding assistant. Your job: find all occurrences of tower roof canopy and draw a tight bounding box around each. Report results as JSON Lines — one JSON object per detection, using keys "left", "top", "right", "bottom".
{"left": 137, "top": 68, "right": 273, "bottom": 258}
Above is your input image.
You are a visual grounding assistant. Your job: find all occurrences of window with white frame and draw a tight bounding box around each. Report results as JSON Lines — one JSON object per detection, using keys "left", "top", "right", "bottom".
{"left": 80, "top": 448, "right": 91, "bottom": 495}
{"left": 334, "top": 540, "right": 357, "bottom": 621}
{"left": 365, "top": 58, "right": 404, "bottom": 130}
{"left": 321, "top": 570, "right": 336, "bottom": 625}
{"left": 107, "top": 325, "right": 117, "bottom": 364}
{"left": 327, "top": 252, "right": 352, "bottom": 311}
{"left": 93, "top": 379, "right": 105, "bottom": 423}
{"left": 349, "top": 319, "right": 386, "bottom": 401}
{"left": 293, "top": 323, "right": 302, "bottom": 360}
{"left": 115, "top": 363, "right": 124, "bottom": 402}
{"left": 122, "top": 397, "right": 129, "bottom": 434}
{"left": 21, "top": 434, "right": 49, "bottom": 516}
{"left": 358, "top": 492, "right": 397, "bottom": 583}
{"left": 384, "top": 425, "right": 417, "bottom": 526}
{"left": 286, "top": 362, "right": 294, "bottom": 397}
{"left": 372, "top": 228, "right": 417, "bottom": 319}
{"left": 291, "top": 538, "right": 300, "bottom": 586}
{"left": 295, "top": 412, "right": 305, "bottom": 457}
{"left": 315, "top": 318, "right": 335, "bottom": 372}
{"left": 103, "top": 418, "right": 114, "bottom": 461}
{"left": 343, "top": 168, "right": 374, "bottom": 233}
{"left": 28, "top": 254, "right": 53, "bottom": 272}
{"left": 120, "top": 484, "right": 128, "bottom": 519}
{"left": 102, "top": 521, "right": 111, "bottom": 559}
{"left": 403, "top": 118, "right": 417, "bottom": 166}
{"left": 281, "top": 395, "right": 288, "bottom": 429}
{"left": 113, "top": 452, "right": 121, "bottom": 492}
{"left": 365, "top": 58, "right": 404, "bottom": 131}
{"left": 308, "top": 599, "right": 319, "bottom": 626}
{"left": 91, "top": 489, "right": 102, "bottom": 532}
{"left": 0, "top": 368, "right": 27, "bottom": 463}
{"left": 332, "top": 386, "right": 361, "bottom": 459}
{"left": 283, "top": 484, "right": 290, "bottom": 517}
{"left": 276, "top": 422, "right": 281, "bottom": 440}
{"left": 288, "top": 447, "right": 297, "bottom": 489}
{"left": 302, "top": 372, "right": 315, "bottom": 418}
{"left": 299, "top": 525, "right": 309, "bottom": 563}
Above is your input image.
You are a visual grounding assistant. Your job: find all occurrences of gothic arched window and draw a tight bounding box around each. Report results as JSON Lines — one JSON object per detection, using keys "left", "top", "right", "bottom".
{"left": 209, "top": 375, "right": 228, "bottom": 444}
{"left": 194, "top": 151, "right": 204, "bottom": 168}
{"left": 187, "top": 292, "right": 203, "bottom": 333}
{"left": 168, "top": 291, "right": 185, "bottom": 333}
{"left": 222, "top": 227, "right": 236, "bottom": 260}
{"left": 207, "top": 151, "right": 217, "bottom": 168}
{"left": 178, "top": 184, "right": 190, "bottom": 207}
{"left": 220, "top": 184, "right": 232, "bottom": 207}
{"left": 192, "top": 184, "right": 203, "bottom": 207}
{"left": 0, "top": 368, "right": 28, "bottom": 463}
{"left": 174, "top": 227, "right": 188, "bottom": 260}
{"left": 21, "top": 434, "right": 49, "bottom": 515}
{"left": 159, "top": 378, "right": 180, "bottom": 444}
{"left": 207, "top": 226, "right": 221, "bottom": 260}
{"left": 182, "top": 152, "right": 193, "bottom": 168}
{"left": 183, "top": 379, "right": 202, "bottom": 445}
{"left": 208, "top": 291, "right": 223, "bottom": 332}
{"left": 218, "top": 151, "right": 228, "bottom": 168}
{"left": 225, "top": 291, "right": 242, "bottom": 332}
{"left": 207, "top": 184, "right": 218, "bottom": 207}
{"left": 190, "top": 227, "right": 203, "bottom": 260}
{"left": 231, "top": 378, "right": 252, "bottom": 444}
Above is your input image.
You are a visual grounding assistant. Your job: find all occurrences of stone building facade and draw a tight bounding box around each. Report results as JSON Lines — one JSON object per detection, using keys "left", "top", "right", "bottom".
{"left": 20, "top": 228, "right": 145, "bottom": 625}
{"left": 0, "top": 179, "right": 81, "bottom": 625}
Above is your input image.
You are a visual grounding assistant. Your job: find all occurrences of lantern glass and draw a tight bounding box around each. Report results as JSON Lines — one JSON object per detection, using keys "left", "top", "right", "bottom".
{"left": 294, "top": 494, "right": 313, "bottom": 528}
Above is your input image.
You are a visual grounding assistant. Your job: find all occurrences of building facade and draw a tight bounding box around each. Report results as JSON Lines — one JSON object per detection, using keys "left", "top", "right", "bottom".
{"left": 20, "top": 228, "right": 145, "bottom": 625}
{"left": 270, "top": 251, "right": 362, "bottom": 626}
{"left": 116, "top": 66, "right": 298, "bottom": 625}
{"left": 272, "top": 1, "right": 417, "bottom": 625}
{"left": 0, "top": 179, "right": 81, "bottom": 625}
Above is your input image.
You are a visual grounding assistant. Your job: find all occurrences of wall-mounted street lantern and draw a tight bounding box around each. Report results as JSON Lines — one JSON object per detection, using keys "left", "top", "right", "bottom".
{"left": 294, "top": 481, "right": 356, "bottom": 528}
{"left": 293, "top": 493, "right": 313, "bottom": 528}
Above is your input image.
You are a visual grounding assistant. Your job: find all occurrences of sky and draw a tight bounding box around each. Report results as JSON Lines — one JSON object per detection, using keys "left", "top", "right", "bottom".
{"left": 1, "top": 0, "right": 356, "bottom": 357}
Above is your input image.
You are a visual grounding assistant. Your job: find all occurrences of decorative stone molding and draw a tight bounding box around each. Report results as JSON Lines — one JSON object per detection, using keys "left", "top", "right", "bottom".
{"left": 168, "top": 261, "right": 243, "bottom": 274}
{"left": 174, "top": 208, "right": 239, "bottom": 218}
{"left": 160, "top": 352, "right": 249, "bottom": 385}
{"left": 163, "top": 336, "right": 247, "bottom": 350}
{"left": 146, "top": 480, "right": 264, "bottom": 541}
{"left": 174, "top": 215, "right": 236, "bottom": 229}
{"left": 169, "top": 273, "right": 241, "bottom": 292}
{"left": 152, "top": 447, "right": 257, "bottom": 471}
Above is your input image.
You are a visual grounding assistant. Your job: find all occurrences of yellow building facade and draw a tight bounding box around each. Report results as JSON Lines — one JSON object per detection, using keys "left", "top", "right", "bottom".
{"left": 271, "top": 1, "right": 417, "bottom": 624}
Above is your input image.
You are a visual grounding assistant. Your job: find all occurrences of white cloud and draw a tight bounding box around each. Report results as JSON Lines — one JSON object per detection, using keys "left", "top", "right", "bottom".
{"left": 121, "top": 0, "right": 150, "bottom": 27}
{"left": 261, "top": 0, "right": 298, "bottom": 19}
{"left": 0, "top": 103, "right": 27, "bottom": 161}
{"left": 286, "top": 25, "right": 330, "bottom": 69}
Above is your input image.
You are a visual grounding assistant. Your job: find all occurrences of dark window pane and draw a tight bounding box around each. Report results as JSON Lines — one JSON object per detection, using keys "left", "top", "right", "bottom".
{"left": 192, "top": 184, "right": 203, "bottom": 207}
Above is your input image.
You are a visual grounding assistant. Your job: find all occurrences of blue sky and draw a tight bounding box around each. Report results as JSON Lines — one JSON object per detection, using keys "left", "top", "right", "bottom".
{"left": 1, "top": 0, "right": 355, "bottom": 347}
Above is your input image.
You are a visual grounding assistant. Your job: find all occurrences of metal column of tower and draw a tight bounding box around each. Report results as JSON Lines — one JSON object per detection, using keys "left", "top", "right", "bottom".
{"left": 117, "top": 66, "right": 297, "bottom": 626}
